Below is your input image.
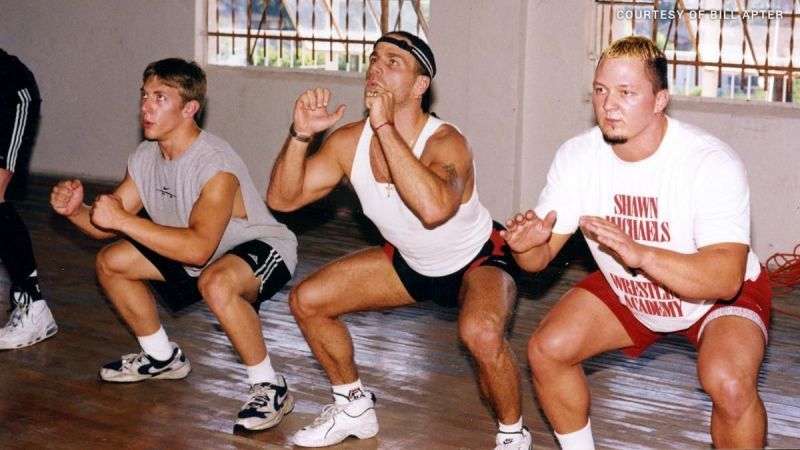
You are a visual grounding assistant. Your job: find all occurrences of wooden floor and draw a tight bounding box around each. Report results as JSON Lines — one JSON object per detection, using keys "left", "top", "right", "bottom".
{"left": 1, "top": 176, "right": 799, "bottom": 450}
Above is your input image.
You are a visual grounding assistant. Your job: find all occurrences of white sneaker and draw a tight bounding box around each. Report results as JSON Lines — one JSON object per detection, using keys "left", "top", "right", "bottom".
{"left": 495, "top": 426, "right": 532, "bottom": 450}
{"left": 292, "top": 391, "right": 379, "bottom": 447}
{"left": 99, "top": 342, "right": 191, "bottom": 382}
{"left": 0, "top": 293, "right": 58, "bottom": 350}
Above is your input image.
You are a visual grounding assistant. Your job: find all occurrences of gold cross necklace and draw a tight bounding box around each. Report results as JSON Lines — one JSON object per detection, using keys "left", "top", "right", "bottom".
{"left": 377, "top": 115, "right": 425, "bottom": 197}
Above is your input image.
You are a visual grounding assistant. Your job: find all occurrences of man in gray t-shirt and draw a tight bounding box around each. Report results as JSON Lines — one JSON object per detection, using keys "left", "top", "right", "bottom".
{"left": 50, "top": 58, "right": 297, "bottom": 433}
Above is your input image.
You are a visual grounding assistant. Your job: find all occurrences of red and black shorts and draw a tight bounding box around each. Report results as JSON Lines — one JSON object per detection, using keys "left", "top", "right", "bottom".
{"left": 382, "top": 221, "right": 520, "bottom": 308}
{"left": 127, "top": 238, "right": 292, "bottom": 313}
{"left": 576, "top": 268, "right": 772, "bottom": 357}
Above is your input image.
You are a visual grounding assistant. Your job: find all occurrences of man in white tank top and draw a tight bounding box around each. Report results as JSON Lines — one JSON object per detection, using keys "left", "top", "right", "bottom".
{"left": 503, "top": 37, "right": 771, "bottom": 449}
{"left": 268, "top": 32, "right": 531, "bottom": 449}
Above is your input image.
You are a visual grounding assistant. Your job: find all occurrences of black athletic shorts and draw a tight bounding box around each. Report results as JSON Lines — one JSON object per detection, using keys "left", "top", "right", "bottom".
{"left": 127, "top": 238, "right": 292, "bottom": 312}
{"left": 382, "top": 221, "right": 520, "bottom": 308}
{"left": 0, "top": 85, "right": 41, "bottom": 172}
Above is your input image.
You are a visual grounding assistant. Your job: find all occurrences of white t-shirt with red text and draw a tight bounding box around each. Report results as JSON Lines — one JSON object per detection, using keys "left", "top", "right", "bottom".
{"left": 535, "top": 116, "right": 762, "bottom": 332}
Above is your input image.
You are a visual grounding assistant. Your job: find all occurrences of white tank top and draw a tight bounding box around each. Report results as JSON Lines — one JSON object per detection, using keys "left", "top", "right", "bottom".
{"left": 349, "top": 116, "right": 492, "bottom": 276}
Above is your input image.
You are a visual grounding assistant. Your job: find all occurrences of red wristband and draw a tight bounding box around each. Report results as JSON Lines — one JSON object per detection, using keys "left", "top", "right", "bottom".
{"left": 373, "top": 121, "right": 394, "bottom": 132}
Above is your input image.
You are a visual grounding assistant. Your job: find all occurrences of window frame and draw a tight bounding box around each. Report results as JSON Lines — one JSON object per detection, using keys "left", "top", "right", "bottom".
{"left": 202, "top": 0, "right": 430, "bottom": 74}
{"left": 593, "top": 0, "right": 800, "bottom": 106}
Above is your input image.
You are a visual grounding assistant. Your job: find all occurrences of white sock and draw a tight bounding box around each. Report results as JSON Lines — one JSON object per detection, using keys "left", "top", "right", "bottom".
{"left": 332, "top": 379, "right": 364, "bottom": 405}
{"left": 555, "top": 419, "right": 595, "bottom": 450}
{"left": 498, "top": 417, "right": 523, "bottom": 433}
{"left": 246, "top": 354, "right": 278, "bottom": 385}
{"left": 137, "top": 326, "right": 173, "bottom": 361}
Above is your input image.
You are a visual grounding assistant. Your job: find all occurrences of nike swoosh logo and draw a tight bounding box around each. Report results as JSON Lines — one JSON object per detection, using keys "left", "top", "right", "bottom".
{"left": 273, "top": 390, "right": 287, "bottom": 410}
{"left": 137, "top": 358, "right": 177, "bottom": 375}
{"left": 138, "top": 363, "right": 171, "bottom": 375}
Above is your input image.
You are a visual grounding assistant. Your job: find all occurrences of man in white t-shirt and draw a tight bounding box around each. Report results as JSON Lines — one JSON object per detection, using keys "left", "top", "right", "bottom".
{"left": 502, "top": 36, "right": 771, "bottom": 449}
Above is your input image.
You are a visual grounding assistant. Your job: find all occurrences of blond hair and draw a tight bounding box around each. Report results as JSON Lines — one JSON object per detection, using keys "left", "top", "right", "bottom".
{"left": 599, "top": 36, "right": 668, "bottom": 93}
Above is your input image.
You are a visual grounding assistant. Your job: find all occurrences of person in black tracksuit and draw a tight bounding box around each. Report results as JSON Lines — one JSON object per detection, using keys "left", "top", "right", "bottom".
{"left": 0, "top": 48, "right": 57, "bottom": 349}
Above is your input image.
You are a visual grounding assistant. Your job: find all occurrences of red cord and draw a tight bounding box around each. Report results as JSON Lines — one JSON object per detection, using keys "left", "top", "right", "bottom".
{"left": 772, "top": 306, "right": 800, "bottom": 319}
{"left": 765, "top": 243, "right": 800, "bottom": 316}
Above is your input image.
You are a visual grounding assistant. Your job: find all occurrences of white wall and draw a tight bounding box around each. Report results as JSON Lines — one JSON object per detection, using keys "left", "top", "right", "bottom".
{"left": 0, "top": 0, "right": 195, "bottom": 182}
{"left": 0, "top": 0, "right": 796, "bottom": 260}
{"left": 519, "top": 1, "right": 597, "bottom": 209}
{"left": 432, "top": 0, "right": 528, "bottom": 217}
{"left": 203, "top": 66, "right": 365, "bottom": 194}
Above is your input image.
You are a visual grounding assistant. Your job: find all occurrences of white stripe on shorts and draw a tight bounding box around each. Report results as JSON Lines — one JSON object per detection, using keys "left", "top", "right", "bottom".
{"left": 7, "top": 89, "right": 31, "bottom": 172}
{"left": 254, "top": 248, "right": 283, "bottom": 293}
{"left": 697, "top": 305, "right": 768, "bottom": 344}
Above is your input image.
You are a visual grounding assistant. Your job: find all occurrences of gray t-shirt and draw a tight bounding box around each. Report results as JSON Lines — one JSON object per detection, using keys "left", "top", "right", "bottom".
{"left": 127, "top": 130, "right": 297, "bottom": 277}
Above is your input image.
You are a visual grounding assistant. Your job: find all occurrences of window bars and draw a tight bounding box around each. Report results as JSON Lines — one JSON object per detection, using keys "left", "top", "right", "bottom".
{"left": 596, "top": 0, "right": 799, "bottom": 103}
{"left": 207, "top": 0, "right": 430, "bottom": 72}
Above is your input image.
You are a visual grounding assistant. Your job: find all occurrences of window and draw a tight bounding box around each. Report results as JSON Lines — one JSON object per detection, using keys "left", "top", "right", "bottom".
{"left": 595, "top": 0, "right": 799, "bottom": 103}
{"left": 207, "top": 0, "right": 430, "bottom": 72}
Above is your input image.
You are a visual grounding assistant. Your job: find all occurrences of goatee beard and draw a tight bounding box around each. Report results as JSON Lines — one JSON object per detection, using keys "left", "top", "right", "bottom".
{"left": 602, "top": 133, "right": 628, "bottom": 145}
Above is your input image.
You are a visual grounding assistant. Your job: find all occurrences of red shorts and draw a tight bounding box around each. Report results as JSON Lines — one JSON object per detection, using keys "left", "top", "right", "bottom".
{"left": 576, "top": 268, "right": 772, "bottom": 357}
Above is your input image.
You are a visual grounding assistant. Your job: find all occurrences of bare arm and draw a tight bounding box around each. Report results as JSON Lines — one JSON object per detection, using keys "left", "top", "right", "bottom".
{"left": 91, "top": 172, "right": 238, "bottom": 266}
{"left": 267, "top": 87, "right": 348, "bottom": 212}
{"left": 375, "top": 123, "right": 471, "bottom": 228}
{"left": 267, "top": 132, "right": 349, "bottom": 212}
{"left": 501, "top": 210, "right": 571, "bottom": 272}
{"left": 363, "top": 85, "right": 471, "bottom": 228}
{"left": 580, "top": 216, "right": 748, "bottom": 300}
{"left": 50, "top": 174, "right": 143, "bottom": 240}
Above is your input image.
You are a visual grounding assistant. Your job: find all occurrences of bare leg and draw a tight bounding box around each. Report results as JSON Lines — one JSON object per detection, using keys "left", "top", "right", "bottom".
{"left": 527, "top": 288, "right": 633, "bottom": 433}
{"left": 289, "top": 247, "right": 414, "bottom": 384}
{"left": 198, "top": 254, "right": 265, "bottom": 365}
{"left": 95, "top": 240, "right": 164, "bottom": 336}
{"left": 697, "top": 316, "right": 767, "bottom": 448}
{"left": 458, "top": 266, "right": 521, "bottom": 424}
{"left": 0, "top": 168, "right": 11, "bottom": 202}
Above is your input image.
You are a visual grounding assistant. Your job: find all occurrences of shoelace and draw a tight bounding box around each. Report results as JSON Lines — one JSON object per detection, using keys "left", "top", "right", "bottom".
{"left": 245, "top": 385, "right": 274, "bottom": 410}
{"left": 310, "top": 403, "right": 349, "bottom": 427}
{"left": 119, "top": 351, "right": 151, "bottom": 369}
{"left": 6, "top": 291, "right": 33, "bottom": 329}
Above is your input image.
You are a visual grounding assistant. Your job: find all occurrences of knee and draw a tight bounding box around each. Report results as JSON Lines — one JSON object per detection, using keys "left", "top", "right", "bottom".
{"left": 96, "top": 245, "right": 127, "bottom": 280}
{"left": 288, "top": 279, "right": 324, "bottom": 322}
{"left": 527, "top": 330, "right": 575, "bottom": 373}
{"left": 699, "top": 363, "right": 758, "bottom": 419}
{"left": 198, "top": 267, "right": 236, "bottom": 312}
{"left": 459, "top": 315, "right": 504, "bottom": 360}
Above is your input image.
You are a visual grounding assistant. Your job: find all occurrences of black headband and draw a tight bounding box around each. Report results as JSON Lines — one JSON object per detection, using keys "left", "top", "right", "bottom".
{"left": 375, "top": 32, "right": 436, "bottom": 79}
